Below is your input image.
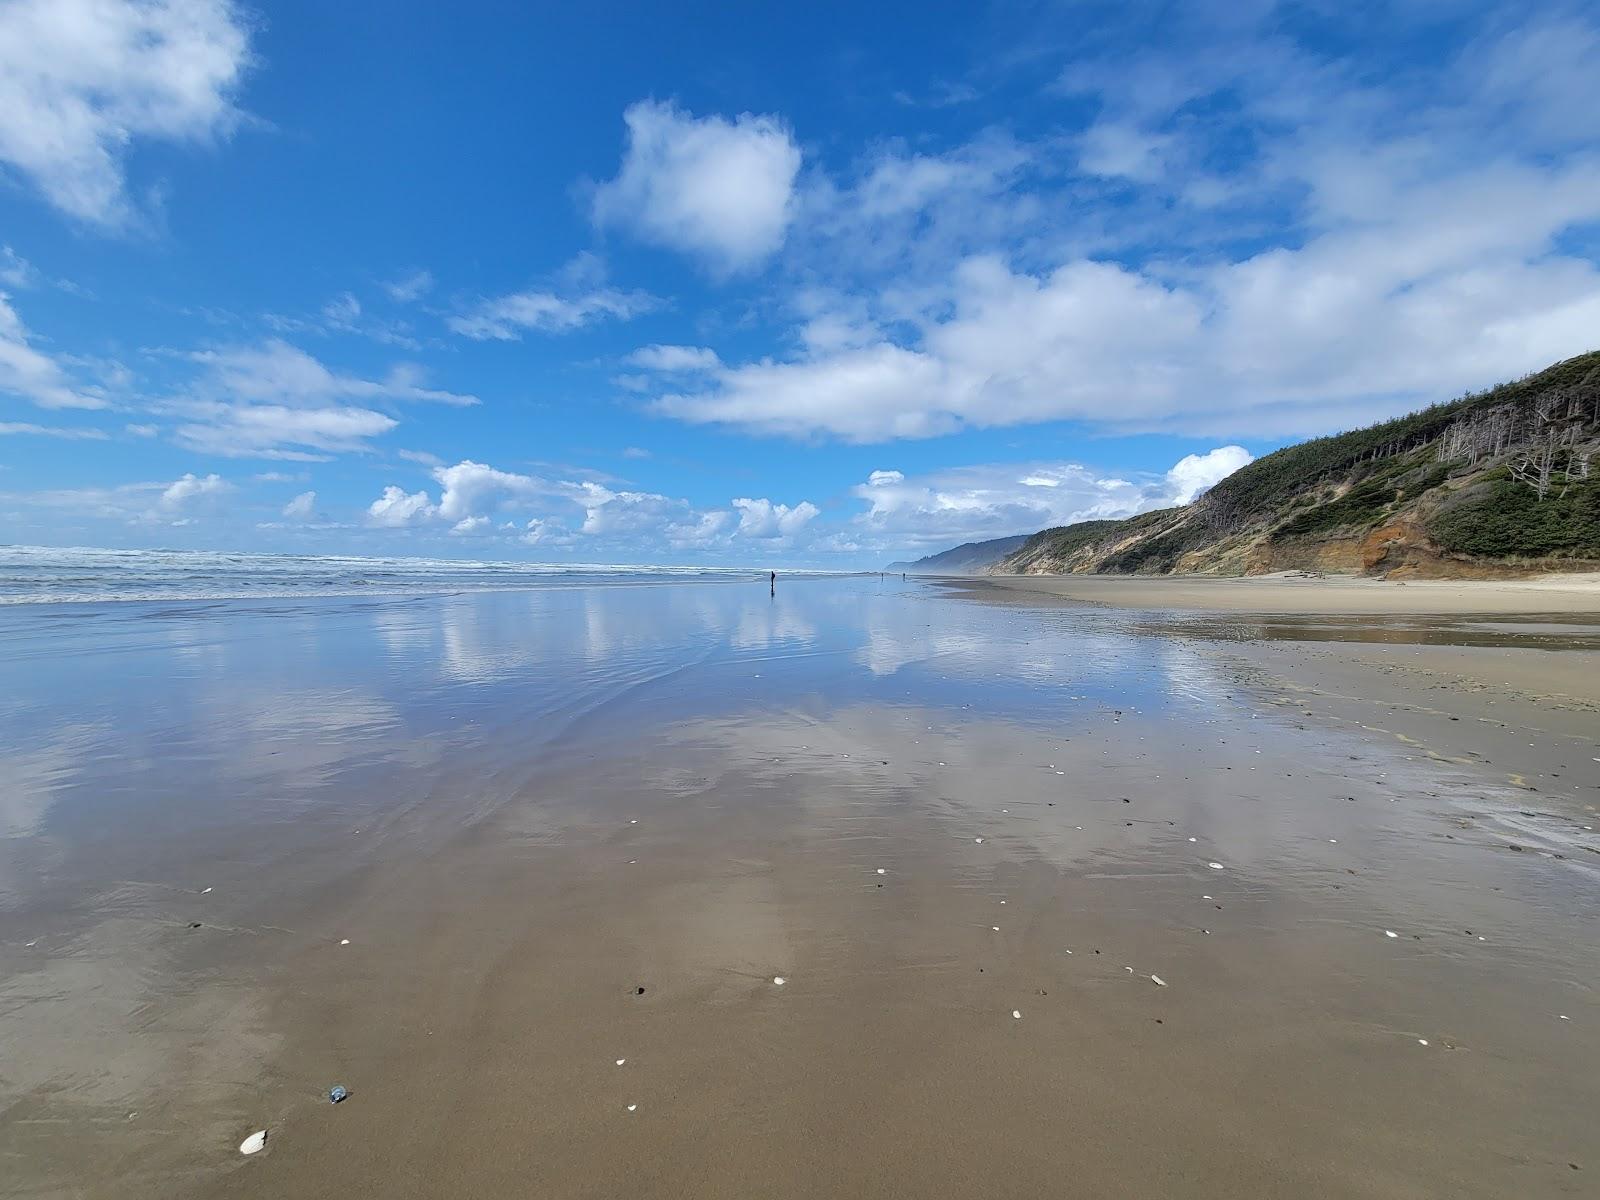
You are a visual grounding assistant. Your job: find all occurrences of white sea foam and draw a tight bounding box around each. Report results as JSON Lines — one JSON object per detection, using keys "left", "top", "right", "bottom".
{"left": 0, "top": 546, "right": 851, "bottom": 605}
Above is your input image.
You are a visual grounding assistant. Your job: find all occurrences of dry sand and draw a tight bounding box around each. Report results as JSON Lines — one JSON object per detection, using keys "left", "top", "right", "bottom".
{"left": 3, "top": 580, "right": 1597, "bottom": 1199}
{"left": 975, "top": 570, "right": 1600, "bottom": 615}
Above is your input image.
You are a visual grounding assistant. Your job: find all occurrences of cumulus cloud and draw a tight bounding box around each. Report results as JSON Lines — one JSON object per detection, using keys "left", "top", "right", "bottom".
{"left": 732, "top": 497, "right": 820, "bottom": 539}
{"left": 432, "top": 460, "right": 545, "bottom": 522}
{"left": 654, "top": 216, "right": 1600, "bottom": 442}
{"left": 0, "top": 295, "right": 105, "bottom": 409}
{"left": 850, "top": 449, "right": 1252, "bottom": 553}
{"left": 572, "top": 481, "right": 683, "bottom": 537}
{"left": 365, "top": 460, "right": 551, "bottom": 529}
{"left": 0, "top": 0, "right": 252, "bottom": 227}
{"left": 281, "top": 490, "right": 316, "bottom": 520}
{"left": 1166, "top": 446, "right": 1252, "bottom": 505}
{"left": 366, "top": 485, "right": 434, "bottom": 527}
{"left": 160, "top": 472, "right": 228, "bottom": 508}
{"left": 640, "top": 7, "right": 1600, "bottom": 445}
{"left": 592, "top": 100, "right": 801, "bottom": 275}
{"left": 359, "top": 457, "right": 817, "bottom": 555}
{"left": 162, "top": 339, "right": 477, "bottom": 459}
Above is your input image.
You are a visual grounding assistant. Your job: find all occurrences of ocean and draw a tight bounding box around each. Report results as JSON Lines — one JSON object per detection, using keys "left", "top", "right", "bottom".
{"left": 0, "top": 545, "right": 832, "bottom": 604}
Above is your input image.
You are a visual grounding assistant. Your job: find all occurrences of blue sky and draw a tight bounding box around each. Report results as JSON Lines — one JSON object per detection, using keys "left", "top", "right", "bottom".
{"left": 1, "top": 0, "right": 1597, "bottom": 566}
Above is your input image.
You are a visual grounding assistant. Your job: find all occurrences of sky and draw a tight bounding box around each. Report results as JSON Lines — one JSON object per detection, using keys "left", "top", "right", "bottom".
{"left": 1, "top": 0, "right": 1597, "bottom": 567}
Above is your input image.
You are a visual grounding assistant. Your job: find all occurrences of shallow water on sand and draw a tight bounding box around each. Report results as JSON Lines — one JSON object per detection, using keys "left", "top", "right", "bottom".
{"left": 1, "top": 577, "right": 1596, "bottom": 1198}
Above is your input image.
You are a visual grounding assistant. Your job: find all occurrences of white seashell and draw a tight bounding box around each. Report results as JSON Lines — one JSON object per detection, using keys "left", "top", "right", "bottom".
{"left": 772, "top": 976, "right": 785, "bottom": 985}
{"left": 876, "top": 868, "right": 886, "bottom": 875}
{"left": 239, "top": 1130, "right": 267, "bottom": 1155}
{"left": 974, "top": 837, "right": 984, "bottom": 844}
{"left": 1208, "top": 862, "right": 1224, "bottom": 870}
{"left": 616, "top": 1058, "right": 626, "bottom": 1065}
{"left": 201, "top": 887, "right": 212, "bottom": 894}
{"left": 1150, "top": 975, "right": 1167, "bottom": 987}
{"left": 992, "top": 926, "right": 1000, "bottom": 932}
{"left": 1417, "top": 1039, "right": 1428, "bottom": 1046}
{"left": 626, "top": 1103, "right": 637, "bottom": 1112}
{"left": 1011, "top": 1010, "right": 1022, "bottom": 1019}
{"left": 339, "top": 939, "right": 350, "bottom": 946}
{"left": 1384, "top": 930, "right": 1398, "bottom": 939}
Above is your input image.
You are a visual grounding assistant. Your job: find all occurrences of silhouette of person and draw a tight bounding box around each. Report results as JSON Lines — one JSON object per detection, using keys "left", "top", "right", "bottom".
{"left": 769, "top": 570, "right": 776, "bottom": 595}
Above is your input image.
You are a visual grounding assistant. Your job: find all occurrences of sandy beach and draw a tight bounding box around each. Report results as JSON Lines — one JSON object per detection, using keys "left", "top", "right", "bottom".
{"left": 975, "top": 570, "right": 1600, "bottom": 615}
{"left": 2, "top": 577, "right": 1597, "bottom": 1198}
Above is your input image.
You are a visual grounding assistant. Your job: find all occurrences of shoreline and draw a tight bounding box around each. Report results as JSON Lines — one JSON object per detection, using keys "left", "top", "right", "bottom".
{"left": 946, "top": 570, "right": 1600, "bottom": 615}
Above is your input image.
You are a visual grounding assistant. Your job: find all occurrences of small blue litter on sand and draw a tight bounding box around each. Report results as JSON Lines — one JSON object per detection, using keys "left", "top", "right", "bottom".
{"left": 329, "top": 1086, "right": 349, "bottom": 1104}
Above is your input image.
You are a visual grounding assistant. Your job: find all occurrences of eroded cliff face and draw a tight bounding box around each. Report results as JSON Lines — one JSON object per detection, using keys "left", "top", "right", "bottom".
{"left": 986, "top": 352, "right": 1600, "bottom": 580}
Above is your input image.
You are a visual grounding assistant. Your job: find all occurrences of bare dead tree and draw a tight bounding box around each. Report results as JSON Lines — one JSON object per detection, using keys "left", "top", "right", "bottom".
{"left": 1509, "top": 432, "right": 1558, "bottom": 500}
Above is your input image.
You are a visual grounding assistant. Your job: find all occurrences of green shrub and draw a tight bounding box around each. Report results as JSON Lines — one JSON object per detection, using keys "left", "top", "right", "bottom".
{"left": 1429, "top": 477, "right": 1600, "bottom": 558}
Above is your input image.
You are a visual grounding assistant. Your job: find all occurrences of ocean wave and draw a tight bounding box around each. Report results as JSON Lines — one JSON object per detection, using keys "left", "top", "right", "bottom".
{"left": 0, "top": 546, "right": 851, "bottom": 605}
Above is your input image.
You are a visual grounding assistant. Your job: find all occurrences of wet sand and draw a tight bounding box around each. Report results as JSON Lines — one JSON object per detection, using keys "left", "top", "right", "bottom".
{"left": 2, "top": 579, "right": 1597, "bottom": 1198}
{"left": 979, "top": 570, "right": 1600, "bottom": 615}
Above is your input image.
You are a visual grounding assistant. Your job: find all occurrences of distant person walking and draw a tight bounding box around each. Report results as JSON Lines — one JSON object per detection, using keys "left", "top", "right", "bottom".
{"left": 770, "top": 570, "right": 776, "bottom": 595}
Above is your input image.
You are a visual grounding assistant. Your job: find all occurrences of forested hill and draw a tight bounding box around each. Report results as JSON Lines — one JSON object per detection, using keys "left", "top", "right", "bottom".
{"left": 993, "top": 351, "right": 1600, "bottom": 577}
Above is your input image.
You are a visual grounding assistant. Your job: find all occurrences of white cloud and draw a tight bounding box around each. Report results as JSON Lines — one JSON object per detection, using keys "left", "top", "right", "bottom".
{"left": 1165, "top": 446, "right": 1252, "bottom": 504}
{"left": 732, "top": 497, "right": 820, "bottom": 539}
{"left": 1077, "top": 122, "right": 1172, "bottom": 182}
{"left": 654, "top": 205, "right": 1600, "bottom": 442}
{"left": 635, "top": 8, "right": 1600, "bottom": 446}
{"left": 849, "top": 449, "right": 1253, "bottom": 553}
{"left": 0, "top": 294, "right": 105, "bottom": 409}
{"left": 364, "top": 459, "right": 553, "bottom": 530}
{"left": 5, "top": 470, "right": 230, "bottom": 525}
{"left": 126, "top": 423, "right": 158, "bottom": 437}
{"left": 321, "top": 293, "right": 361, "bottom": 328}
{"left": 0, "top": 0, "right": 251, "bottom": 227}
{"left": 432, "top": 460, "right": 544, "bottom": 522}
{"left": 160, "top": 471, "right": 228, "bottom": 508}
{"left": 625, "top": 344, "right": 721, "bottom": 371}
{"left": 592, "top": 100, "right": 801, "bottom": 275}
{"left": 281, "top": 490, "right": 316, "bottom": 520}
{"left": 163, "top": 339, "right": 477, "bottom": 459}
{"left": 448, "top": 286, "right": 655, "bottom": 340}
{"left": 666, "top": 510, "right": 732, "bottom": 548}
{"left": 383, "top": 269, "right": 434, "bottom": 303}
{"left": 1, "top": 246, "right": 38, "bottom": 288}
{"left": 366, "top": 485, "right": 435, "bottom": 527}
{"left": 573, "top": 481, "right": 679, "bottom": 536}
{"left": 0, "top": 421, "right": 107, "bottom": 439}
